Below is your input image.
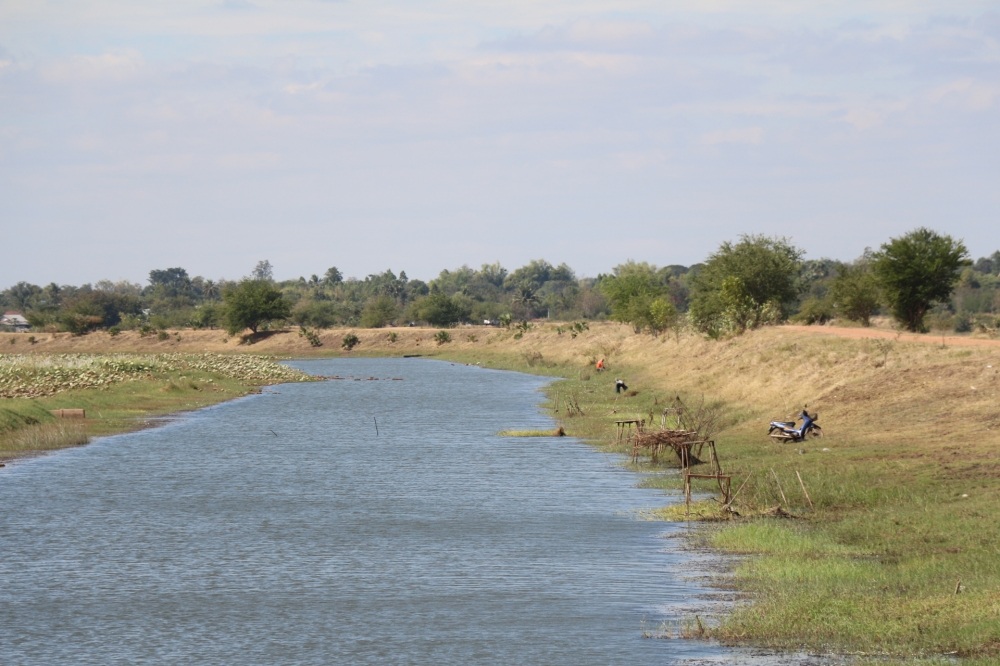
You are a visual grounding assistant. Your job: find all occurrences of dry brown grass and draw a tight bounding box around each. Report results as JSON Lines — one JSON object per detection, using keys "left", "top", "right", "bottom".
{"left": 6, "top": 321, "right": 1000, "bottom": 482}
{"left": 7, "top": 322, "right": 999, "bottom": 447}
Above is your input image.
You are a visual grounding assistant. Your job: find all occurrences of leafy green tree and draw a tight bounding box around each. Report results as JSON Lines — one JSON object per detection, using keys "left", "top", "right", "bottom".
{"left": 689, "top": 234, "right": 803, "bottom": 337}
{"left": 324, "top": 266, "right": 344, "bottom": 286}
{"left": 190, "top": 303, "right": 221, "bottom": 329}
{"left": 599, "top": 261, "right": 671, "bottom": 334}
{"left": 147, "top": 268, "right": 192, "bottom": 297}
{"left": 647, "top": 297, "right": 679, "bottom": 336}
{"left": 4, "top": 282, "right": 41, "bottom": 311}
{"left": 290, "top": 299, "right": 347, "bottom": 328}
{"left": 410, "top": 291, "right": 468, "bottom": 327}
{"left": 871, "top": 228, "right": 970, "bottom": 332}
{"left": 57, "top": 286, "right": 144, "bottom": 332}
{"left": 505, "top": 259, "right": 569, "bottom": 319}
{"left": 360, "top": 294, "right": 399, "bottom": 328}
{"left": 830, "top": 256, "right": 881, "bottom": 326}
{"left": 222, "top": 279, "right": 291, "bottom": 335}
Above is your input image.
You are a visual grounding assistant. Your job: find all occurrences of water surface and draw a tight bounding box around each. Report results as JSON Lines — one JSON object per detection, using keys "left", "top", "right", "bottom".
{"left": 1, "top": 358, "right": 759, "bottom": 665}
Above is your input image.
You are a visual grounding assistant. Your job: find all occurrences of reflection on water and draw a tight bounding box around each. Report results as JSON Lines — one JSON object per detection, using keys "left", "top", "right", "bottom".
{"left": 1, "top": 358, "right": 768, "bottom": 665}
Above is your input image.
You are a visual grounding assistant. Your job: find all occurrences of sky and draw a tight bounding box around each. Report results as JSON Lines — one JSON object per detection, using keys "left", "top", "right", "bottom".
{"left": 2, "top": 1, "right": 998, "bottom": 287}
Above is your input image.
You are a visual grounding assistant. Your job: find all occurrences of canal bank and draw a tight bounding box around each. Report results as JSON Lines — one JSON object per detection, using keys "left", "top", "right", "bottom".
{"left": 3, "top": 322, "right": 999, "bottom": 662}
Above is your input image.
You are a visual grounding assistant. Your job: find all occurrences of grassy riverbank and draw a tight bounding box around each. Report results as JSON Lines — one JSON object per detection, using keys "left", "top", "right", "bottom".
{"left": 0, "top": 351, "right": 315, "bottom": 461}
{"left": 2, "top": 323, "right": 998, "bottom": 663}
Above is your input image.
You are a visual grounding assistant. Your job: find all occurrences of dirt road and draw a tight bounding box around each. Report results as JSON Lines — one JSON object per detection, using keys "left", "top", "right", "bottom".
{"left": 780, "top": 324, "right": 1000, "bottom": 348}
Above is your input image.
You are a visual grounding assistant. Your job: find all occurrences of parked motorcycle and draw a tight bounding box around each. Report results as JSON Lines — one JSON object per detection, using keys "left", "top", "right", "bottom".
{"left": 768, "top": 409, "right": 822, "bottom": 442}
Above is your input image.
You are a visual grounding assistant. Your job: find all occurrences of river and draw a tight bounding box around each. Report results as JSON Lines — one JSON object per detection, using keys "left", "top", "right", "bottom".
{"left": 0, "top": 357, "right": 790, "bottom": 665}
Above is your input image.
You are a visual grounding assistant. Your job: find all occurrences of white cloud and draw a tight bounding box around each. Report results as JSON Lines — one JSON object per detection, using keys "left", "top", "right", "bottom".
{"left": 927, "top": 77, "right": 999, "bottom": 111}
{"left": 40, "top": 50, "right": 144, "bottom": 84}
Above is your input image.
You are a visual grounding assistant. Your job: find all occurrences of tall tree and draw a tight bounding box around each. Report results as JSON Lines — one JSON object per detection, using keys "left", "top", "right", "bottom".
{"left": 323, "top": 266, "right": 343, "bottom": 286}
{"left": 689, "top": 234, "right": 803, "bottom": 337}
{"left": 252, "top": 260, "right": 274, "bottom": 282}
{"left": 871, "top": 228, "right": 969, "bottom": 332}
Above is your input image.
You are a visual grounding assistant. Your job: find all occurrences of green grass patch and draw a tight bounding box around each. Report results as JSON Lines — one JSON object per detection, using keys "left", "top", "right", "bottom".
{"left": 0, "top": 353, "right": 315, "bottom": 457}
{"left": 497, "top": 428, "right": 566, "bottom": 437}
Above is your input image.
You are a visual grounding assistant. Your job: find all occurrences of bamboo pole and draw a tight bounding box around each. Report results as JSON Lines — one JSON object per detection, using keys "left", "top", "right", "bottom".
{"left": 726, "top": 471, "right": 753, "bottom": 507}
{"left": 796, "top": 471, "right": 814, "bottom": 510}
{"left": 770, "top": 468, "right": 788, "bottom": 507}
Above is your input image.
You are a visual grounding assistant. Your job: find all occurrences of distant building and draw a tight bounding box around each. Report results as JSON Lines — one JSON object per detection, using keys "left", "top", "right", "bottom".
{"left": 0, "top": 311, "right": 31, "bottom": 332}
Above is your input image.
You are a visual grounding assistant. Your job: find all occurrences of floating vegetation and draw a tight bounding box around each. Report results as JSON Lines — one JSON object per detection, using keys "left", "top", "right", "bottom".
{"left": 498, "top": 427, "right": 566, "bottom": 437}
{"left": 0, "top": 353, "right": 314, "bottom": 399}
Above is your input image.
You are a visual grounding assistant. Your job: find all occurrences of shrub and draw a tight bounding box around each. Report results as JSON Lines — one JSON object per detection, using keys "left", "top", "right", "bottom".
{"left": 387, "top": 332, "right": 398, "bottom": 343}
{"left": 157, "top": 330, "right": 170, "bottom": 341}
{"left": 108, "top": 326, "right": 121, "bottom": 337}
{"left": 298, "top": 326, "right": 323, "bottom": 347}
{"left": 434, "top": 330, "right": 452, "bottom": 345}
{"left": 513, "top": 320, "right": 532, "bottom": 339}
{"left": 793, "top": 297, "right": 835, "bottom": 325}
{"left": 342, "top": 332, "right": 360, "bottom": 350}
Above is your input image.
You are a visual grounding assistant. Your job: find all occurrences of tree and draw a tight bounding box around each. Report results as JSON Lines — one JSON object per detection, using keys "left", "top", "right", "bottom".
{"left": 252, "top": 260, "right": 274, "bottom": 282}
{"left": 599, "top": 261, "right": 672, "bottom": 334}
{"left": 148, "top": 268, "right": 192, "bottom": 298}
{"left": 410, "top": 291, "right": 467, "bottom": 327}
{"left": 871, "top": 228, "right": 970, "bottom": 332}
{"left": 360, "top": 295, "right": 399, "bottom": 328}
{"left": 830, "top": 255, "right": 881, "bottom": 327}
{"left": 222, "top": 279, "right": 291, "bottom": 335}
{"left": 4, "top": 281, "right": 42, "bottom": 311}
{"left": 689, "top": 234, "right": 803, "bottom": 337}
{"left": 324, "top": 266, "right": 343, "bottom": 286}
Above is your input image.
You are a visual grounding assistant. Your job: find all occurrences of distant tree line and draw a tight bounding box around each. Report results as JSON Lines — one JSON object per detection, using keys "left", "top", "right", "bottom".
{"left": 2, "top": 229, "right": 995, "bottom": 337}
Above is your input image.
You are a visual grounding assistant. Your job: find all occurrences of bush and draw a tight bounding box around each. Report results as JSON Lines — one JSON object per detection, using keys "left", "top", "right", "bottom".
{"left": 342, "top": 332, "right": 360, "bottom": 350}
{"left": 298, "top": 326, "right": 323, "bottom": 347}
{"left": 434, "top": 330, "right": 451, "bottom": 345}
{"left": 793, "top": 297, "right": 835, "bottom": 325}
